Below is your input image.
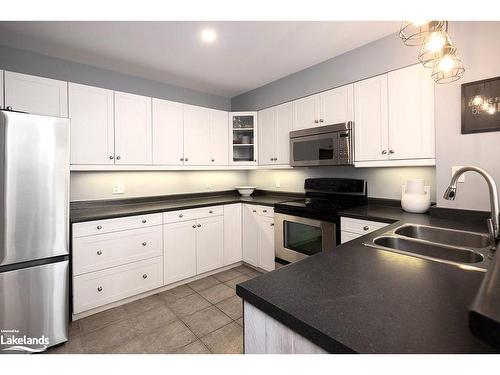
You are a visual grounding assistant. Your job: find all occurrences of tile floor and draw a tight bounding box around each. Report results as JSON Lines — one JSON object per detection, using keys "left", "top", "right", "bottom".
{"left": 48, "top": 264, "right": 262, "bottom": 354}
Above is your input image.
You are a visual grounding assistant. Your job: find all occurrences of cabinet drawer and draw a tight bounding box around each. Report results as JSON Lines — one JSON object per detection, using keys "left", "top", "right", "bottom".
{"left": 73, "top": 257, "right": 163, "bottom": 314}
{"left": 73, "top": 213, "right": 162, "bottom": 237}
{"left": 247, "top": 205, "right": 274, "bottom": 218}
{"left": 340, "top": 217, "right": 388, "bottom": 235}
{"left": 163, "top": 205, "right": 223, "bottom": 223}
{"left": 73, "top": 226, "right": 163, "bottom": 276}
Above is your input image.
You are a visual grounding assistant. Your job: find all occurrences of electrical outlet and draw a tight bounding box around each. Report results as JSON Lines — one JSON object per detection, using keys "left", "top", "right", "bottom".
{"left": 205, "top": 179, "right": 211, "bottom": 189}
{"left": 452, "top": 166, "right": 465, "bottom": 183}
{"left": 275, "top": 179, "right": 281, "bottom": 188}
{"left": 112, "top": 183, "right": 125, "bottom": 194}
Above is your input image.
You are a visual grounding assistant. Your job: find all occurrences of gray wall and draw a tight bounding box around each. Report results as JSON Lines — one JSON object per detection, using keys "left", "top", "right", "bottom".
{"left": 0, "top": 44, "right": 230, "bottom": 110}
{"left": 231, "top": 32, "right": 416, "bottom": 111}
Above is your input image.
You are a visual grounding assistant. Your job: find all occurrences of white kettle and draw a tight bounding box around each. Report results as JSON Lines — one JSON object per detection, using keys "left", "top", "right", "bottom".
{"left": 401, "top": 179, "right": 431, "bottom": 213}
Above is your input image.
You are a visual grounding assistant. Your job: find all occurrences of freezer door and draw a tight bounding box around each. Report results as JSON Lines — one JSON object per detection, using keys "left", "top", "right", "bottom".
{"left": 0, "top": 260, "right": 69, "bottom": 353}
{"left": 0, "top": 111, "right": 70, "bottom": 266}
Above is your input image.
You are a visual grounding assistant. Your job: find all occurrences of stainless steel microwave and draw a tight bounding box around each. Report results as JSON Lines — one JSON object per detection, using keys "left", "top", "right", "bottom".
{"left": 289, "top": 122, "right": 354, "bottom": 167}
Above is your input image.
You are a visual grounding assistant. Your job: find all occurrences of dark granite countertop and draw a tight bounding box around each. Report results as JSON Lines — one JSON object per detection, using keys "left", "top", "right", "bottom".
{"left": 236, "top": 211, "right": 497, "bottom": 353}
{"left": 70, "top": 190, "right": 302, "bottom": 223}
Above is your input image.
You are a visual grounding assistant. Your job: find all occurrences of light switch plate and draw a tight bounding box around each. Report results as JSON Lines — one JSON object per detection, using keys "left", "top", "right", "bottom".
{"left": 112, "top": 183, "right": 125, "bottom": 194}
{"left": 452, "top": 166, "right": 465, "bottom": 183}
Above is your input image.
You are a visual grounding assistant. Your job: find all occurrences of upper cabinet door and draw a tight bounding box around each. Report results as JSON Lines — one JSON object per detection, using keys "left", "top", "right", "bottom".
{"left": 4, "top": 71, "right": 68, "bottom": 117}
{"left": 354, "top": 75, "right": 389, "bottom": 162}
{"left": 114, "top": 92, "right": 152, "bottom": 164}
{"left": 209, "top": 110, "right": 229, "bottom": 166}
{"left": 275, "top": 102, "right": 293, "bottom": 165}
{"left": 319, "top": 84, "right": 354, "bottom": 125}
{"left": 184, "top": 105, "right": 210, "bottom": 165}
{"left": 258, "top": 107, "right": 276, "bottom": 165}
{"left": 152, "top": 98, "right": 184, "bottom": 165}
{"left": 292, "top": 94, "right": 319, "bottom": 130}
{"left": 0, "top": 71, "right": 4, "bottom": 109}
{"left": 388, "top": 64, "right": 435, "bottom": 160}
{"left": 69, "top": 83, "right": 115, "bottom": 165}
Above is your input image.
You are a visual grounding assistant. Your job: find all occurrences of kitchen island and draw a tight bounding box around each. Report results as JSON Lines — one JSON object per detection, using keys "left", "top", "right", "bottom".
{"left": 236, "top": 208, "right": 498, "bottom": 353}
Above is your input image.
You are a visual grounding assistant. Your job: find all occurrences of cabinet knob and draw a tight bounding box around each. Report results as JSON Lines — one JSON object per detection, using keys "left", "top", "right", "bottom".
{"left": 252, "top": 209, "right": 257, "bottom": 213}
{"left": 180, "top": 157, "right": 184, "bottom": 161}
{"left": 270, "top": 223, "right": 274, "bottom": 227}
{"left": 211, "top": 158, "right": 215, "bottom": 162}
{"left": 319, "top": 119, "right": 324, "bottom": 123}
{"left": 97, "top": 286, "right": 103, "bottom": 292}
{"left": 389, "top": 149, "right": 395, "bottom": 154}
{"left": 109, "top": 155, "right": 114, "bottom": 160}
{"left": 116, "top": 156, "right": 121, "bottom": 160}
{"left": 6, "top": 106, "right": 12, "bottom": 111}
{"left": 192, "top": 224, "right": 196, "bottom": 228}
{"left": 381, "top": 150, "right": 388, "bottom": 155}
{"left": 142, "top": 274, "right": 148, "bottom": 279}
{"left": 142, "top": 219, "right": 147, "bottom": 223}
{"left": 96, "top": 225, "right": 102, "bottom": 230}
{"left": 209, "top": 210, "right": 213, "bottom": 214}
{"left": 142, "top": 242, "right": 147, "bottom": 246}
{"left": 179, "top": 214, "right": 183, "bottom": 218}
{"left": 274, "top": 158, "right": 278, "bottom": 161}
{"left": 97, "top": 250, "right": 102, "bottom": 256}
{"left": 270, "top": 158, "right": 273, "bottom": 161}
{"left": 197, "top": 224, "right": 201, "bottom": 228}
{"left": 314, "top": 120, "right": 319, "bottom": 123}
{"left": 185, "top": 158, "right": 189, "bottom": 161}
{"left": 363, "top": 226, "right": 370, "bottom": 231}
{"left": 263, "top": 209, "right": 267, "bottom": 213}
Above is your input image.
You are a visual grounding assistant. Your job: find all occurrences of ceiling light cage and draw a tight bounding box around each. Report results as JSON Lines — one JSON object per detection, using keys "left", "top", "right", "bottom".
{"left": 419, "top": 33, "right": 456, "bottom": 68}
{"left": 431, "top": 52, "right": 465, "bottom": 84}
{"left": 399, "top": 21, "right": 448, "bottom": 46}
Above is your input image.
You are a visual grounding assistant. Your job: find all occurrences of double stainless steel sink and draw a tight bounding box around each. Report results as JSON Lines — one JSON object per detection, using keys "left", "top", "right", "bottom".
{"left": 364, "top": 224, "right": 493, "bottom": 271}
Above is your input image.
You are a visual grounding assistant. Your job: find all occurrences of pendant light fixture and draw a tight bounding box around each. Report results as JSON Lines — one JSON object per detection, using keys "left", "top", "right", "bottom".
{"left": 399, "top": 21, "right": 447, "bottom": 46}
{"left": 431, "top": 52, "right": 465, "bottom": 83}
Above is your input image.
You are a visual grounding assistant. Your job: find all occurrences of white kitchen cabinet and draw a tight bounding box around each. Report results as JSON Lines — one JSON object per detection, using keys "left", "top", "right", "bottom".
{"left": 209, "top": 109, "right": 229, "bottom": 165}
{"left": 242, "top": 205, "right": 260, "bottom": 267}
{"left": 354, "top": 74, "right": 389, "bottom": 162}
{"left": 340, "top": 217, "right": 389, "bottom": 244}
{"left": 320, "top": 84, "right": 354, "bottom": 125}
{"left": 230, "top": 112, "right": 258, "bottom": 165}
{"left": 258, "top": 216, "right": 275, "bottom": 272}
{"left": 242, "top": 204, "right": 275, "bottom": 271}
{"left": 152, "top": 98, "right": 184, "bottom": 165}
{"left": 0, "top": 71, "right": 4, "bottom": 109}
{"left": 163, "top": 220, "right": 197, "bottom": 284}
{"left": 68, "top": 83, "right": 115, "bottom": 165}
{"left": 293, "top": 84, "right": 353, "bottom": 131}
{"left": 4, "top": 71, "right": 68, "bottom": 117}
{"left": 259, "top": 102, "right": 292, "bottom": 166}
{"left": 196, "top": 216, "right": 224, "bottom": 274}
{"left": 184, "top": 104, "right": 211, "bottom": 165}
{"left": 388, "top": 64, "right": 435, "bottom": 160}
{"left": 114, "top": 91, "right": 152, "bottom": 165}
{"left": 223, "top": 204, "right": 243, "bottom": 265}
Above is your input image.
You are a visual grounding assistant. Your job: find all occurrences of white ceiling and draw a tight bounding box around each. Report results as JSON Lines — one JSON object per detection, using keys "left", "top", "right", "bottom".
{"left": 0, "top": 21, "right": 399, "bottom": 98}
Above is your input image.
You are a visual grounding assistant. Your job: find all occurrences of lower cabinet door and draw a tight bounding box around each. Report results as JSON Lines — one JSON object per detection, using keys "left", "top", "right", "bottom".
{"left": 196, "top": 216, "right": 224, "bottom": 274}
{"left": 163, "top": 220, "right": 197, "bottom": 285}
{"left": 223, "top": 204, "right": 242, "bottom": 265}
{"left": 242, "top": 205, "right": 260, "bottom": 267}
{"left": 258, "top": 216, "right": 275, "bottom": 272}
{"left": 73, "top": 257, "right": 163, "bottom": 314}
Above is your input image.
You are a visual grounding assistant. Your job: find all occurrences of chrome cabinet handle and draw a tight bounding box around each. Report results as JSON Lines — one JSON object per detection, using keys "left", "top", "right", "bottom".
{"left": 192, "top": 224, "right": 196, "bottom": 228}
{"left": 142, "top": 242, "right": 147, "bottom": 246}
{"left": 389, "top": 150, "right": 395, "bottom": 154}
{"left": 363, "top": 226, "right": 370, "bottom": 231}
{"left": 97, "top": 250, "right": 102, "bottom": 255}
{"left": 197, "top": 224, "right": 201, "bottom": 227}
{"left": 179, "top": 214, "right": 183, "bottom": 218}
{"left": 96, "top": 225, "right": 102, "bottom": 230}
{"left": 263, "top": 209, "right": 267, "bottom": 213}
{"left": 381, "top": 150, "right": 388, "bottom": 155}
{"left": 116, "top": 156, "right": 121, "bottom": 160}
{"left": 185, "top": 158, "right": 189, "bottom": 161}
{"left": 142, "top": 274, "right": 148, "bottom": 279}
{"left": 314, "top": 120, "right": 319, "bottom": 123}
{"left": 211, "top": 158, "right": 215, "bottom": 162}
{"left": 270, "top": 223, "right": 274, "bottom": 227}
{"left": 270, "top": 158, "right": 273, "bottom": 161}
{"left": 180, "top": 157, "right": 184, "bottom": 161}
{"left": 6, "top": 106, "right": 12, "bottom": 110}
{"left": 209, "top": 210, "right": 213, "bottom": 214}
{"left": 252, "top": 209, "right": 257, "bottom": 213}
{"left": 97, "top": 286, "right": 103, "bottom": 292}
{"left": 319, "top": 119, "right": 324, "bottom": 123}
{"left": 142, "top": 219, "right": 147, "bottom": 223}
{"left": 109, "top": 155, "right": 114, "bottom": 160}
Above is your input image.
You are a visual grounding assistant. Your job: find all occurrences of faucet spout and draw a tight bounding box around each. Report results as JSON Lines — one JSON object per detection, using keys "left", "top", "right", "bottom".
{"left": 443, "top": 166, "right": 499, "bottom": 250}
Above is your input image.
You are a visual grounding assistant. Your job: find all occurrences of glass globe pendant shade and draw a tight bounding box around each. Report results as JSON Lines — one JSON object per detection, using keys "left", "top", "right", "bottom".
{"left": 399, "top": 20, "right": 447, "bottom": 46}
{"left": 431, "top": 52, "right": 465, "bottom": 83}
{"left": 418, "top": 33, "right": 456, "bottom": 68}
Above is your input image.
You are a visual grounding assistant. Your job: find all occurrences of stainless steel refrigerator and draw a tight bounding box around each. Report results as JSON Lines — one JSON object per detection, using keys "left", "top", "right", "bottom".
{"left": 0, "top": 110, "right": 69, "bottom": 353}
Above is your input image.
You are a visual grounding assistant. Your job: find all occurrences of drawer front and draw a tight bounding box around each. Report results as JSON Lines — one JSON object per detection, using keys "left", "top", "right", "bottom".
{"left": 163, "top": 205, "right": 223, "bottom": 224}
{"left": 73, "top": 226, "right": 163, "bottom": 276}
{"left": 73, "top": 213, "right": 162, "bottom": 237}
{"left": 341, "top": 231, "right": 362, "bottom": 244}
{"left": 340, "top": 217, "right": 388, "bottom": 235}
{"left": 247, "top": 205, "right": 274, "bottom": 218}
{"left": 73, "top": 257, "right": 163, "bottom": 314}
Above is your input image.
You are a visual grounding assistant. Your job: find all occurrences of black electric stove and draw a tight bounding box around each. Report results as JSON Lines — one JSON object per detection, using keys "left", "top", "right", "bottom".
{"left": 274, "top": 178, "right": 368, "bottom": 263}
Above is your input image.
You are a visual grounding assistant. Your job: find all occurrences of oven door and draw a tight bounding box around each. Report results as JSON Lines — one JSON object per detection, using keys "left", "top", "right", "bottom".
{"left": 274, "top": 213, "right": 336, "bottom": 263}
{"left": 290, "top": 132, "right": 340, "bottom": 167}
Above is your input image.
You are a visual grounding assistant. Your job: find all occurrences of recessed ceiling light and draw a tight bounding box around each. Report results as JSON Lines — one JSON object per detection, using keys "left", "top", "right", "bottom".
{"left": 200, "top": 28, "right": 217, "bottom": 44}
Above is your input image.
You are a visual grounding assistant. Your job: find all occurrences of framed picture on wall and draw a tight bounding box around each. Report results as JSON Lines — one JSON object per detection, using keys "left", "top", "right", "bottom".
{"left": 461, "top": 76, "right": 500, "bottom": 134}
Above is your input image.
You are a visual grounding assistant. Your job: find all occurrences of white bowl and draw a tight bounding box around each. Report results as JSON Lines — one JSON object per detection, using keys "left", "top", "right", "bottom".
{"left": 236, "top": 186, "right": 256, "bottom": 197}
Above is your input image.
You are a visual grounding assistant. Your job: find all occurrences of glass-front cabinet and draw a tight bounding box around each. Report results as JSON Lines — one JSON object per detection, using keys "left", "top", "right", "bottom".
{"left": 229, "top": 112, "right": 258, "bottom": 165}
